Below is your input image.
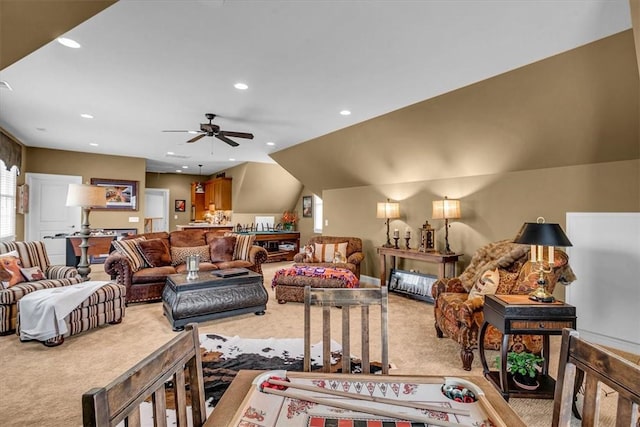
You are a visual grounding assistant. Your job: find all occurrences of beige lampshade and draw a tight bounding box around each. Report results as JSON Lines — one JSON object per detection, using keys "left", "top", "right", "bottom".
{"left": 66, "top": 184, "right": 107, "bottom": 208}
{"left": 208, "top": 204, "right": 216, "bottom": 212}
{"left": 376, "top": 201, "right": 400, "bottom": 219}
{"left": 432, "top": 197, "right": 461, "bottom": 220}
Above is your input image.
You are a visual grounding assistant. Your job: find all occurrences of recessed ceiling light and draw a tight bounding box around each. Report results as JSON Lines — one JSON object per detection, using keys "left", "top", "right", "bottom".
{"left": 176, "top": 170, "right": 183, "bottom": 173}
{"left": 89, "top": 143, "right": 99, "bottom": 147}
{"left": 229, "top": 158, "right": 236, "bottom": 161}
{"left": 182, "top": 165, "right": 188, "bottom": 169}
{"left": 234, "top": 83, "right": 248, "bottom": 90}
{"left": 167, "top": 151, "right": 175, "bottom": 155}
{"left": 340, "top": 110, "right": 351, "bottom": 116}
{"left": 188, "top": 131, "right": 198, "bottom": 134}
{"left": 57, "top": 37, "right": 81, "bottom": 49}
{"left": 80, "top": 113, "right": 94, "bottom": 119}
{"left": 266, "top": 142, "right": 275, "bottom": 146}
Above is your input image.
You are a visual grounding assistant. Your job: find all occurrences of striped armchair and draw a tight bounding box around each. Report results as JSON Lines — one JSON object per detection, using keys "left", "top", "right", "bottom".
{"left": 0, "top": 241, "right": 83, "bottom": 334}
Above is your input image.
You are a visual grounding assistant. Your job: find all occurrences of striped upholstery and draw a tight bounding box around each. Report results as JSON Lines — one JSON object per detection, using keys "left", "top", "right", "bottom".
{"left": 0, "top": 241, "right": 81, "bottom": 334}
{"left": 16, "top": 282, "right": 126, "bottom": 343}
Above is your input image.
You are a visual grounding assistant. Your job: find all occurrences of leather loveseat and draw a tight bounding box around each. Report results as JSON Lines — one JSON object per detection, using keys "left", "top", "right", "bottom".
{"left": 104, "top": 229, "right": 268, "bottom": 304}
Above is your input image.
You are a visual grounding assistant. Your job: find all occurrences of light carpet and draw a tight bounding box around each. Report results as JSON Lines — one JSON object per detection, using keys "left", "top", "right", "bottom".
{"left": 0, "top": 261, "right": 623, "bottom": 426}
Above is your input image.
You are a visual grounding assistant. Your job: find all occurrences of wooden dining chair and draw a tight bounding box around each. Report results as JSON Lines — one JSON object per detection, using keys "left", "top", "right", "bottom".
{"left": 82, "top": 323, "right": 207, "bottom": 427}
{"left": 552, "top": 328, "right": 640, "bottom": 427}
{"left": 304, "top": 285, "right": 389, "bottom": 374}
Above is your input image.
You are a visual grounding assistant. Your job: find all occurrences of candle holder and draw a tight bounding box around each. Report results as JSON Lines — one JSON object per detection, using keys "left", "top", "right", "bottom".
{"left": 186, "top": 254, "right": 200, "bottom": 280}
{"left": 405, "top": 237, "right": 411, "bottom": 250}
{"left": 393, "top": 237, "right": 399, "bottom": 249}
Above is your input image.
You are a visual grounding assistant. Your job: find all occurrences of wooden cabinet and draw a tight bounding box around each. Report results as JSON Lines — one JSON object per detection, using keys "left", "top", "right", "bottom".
{"left": 191, "top": 177, "right": 232, "bottom": 220}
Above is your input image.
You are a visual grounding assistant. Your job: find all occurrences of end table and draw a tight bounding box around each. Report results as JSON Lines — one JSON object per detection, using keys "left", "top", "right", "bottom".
{"left": 478, "top": 294, "right": 577, "bottom": 400}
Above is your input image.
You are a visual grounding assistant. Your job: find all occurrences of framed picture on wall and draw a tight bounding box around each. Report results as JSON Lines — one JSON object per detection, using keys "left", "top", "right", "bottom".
{"left": 90, "top": 178, "right": 138, "bottom": 211}
{"left": 302, "top": 195, "right": 312, "bottom": 217}
{"left": 175, "top": 199, "right": 186, "bottom": 212}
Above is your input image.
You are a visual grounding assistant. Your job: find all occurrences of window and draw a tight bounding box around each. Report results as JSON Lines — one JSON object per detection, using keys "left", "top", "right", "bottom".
{"left": 313, "top": 194, "right": 323, "bottom": 233}
{"left": 0, "top": 162, "right": 17, "bottom": 241}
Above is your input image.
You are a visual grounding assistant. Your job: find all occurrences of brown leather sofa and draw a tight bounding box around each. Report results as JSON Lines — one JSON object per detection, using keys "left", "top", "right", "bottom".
{"left": 292, "top": 236, "right": 364, "bottom": 278}
{"left": 104, "top": 229, "right": 268, "bottom": 304}
{"left": 431, "top": 240, "right": 576, "bottom": 370}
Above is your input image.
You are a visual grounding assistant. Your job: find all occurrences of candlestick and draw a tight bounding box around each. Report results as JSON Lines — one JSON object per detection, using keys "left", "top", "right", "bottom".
{"left": 405, "top": 237, "right": 410, "bottom": 250}
{"left": 393, "top": 237, "right": 399, "bottom": 249}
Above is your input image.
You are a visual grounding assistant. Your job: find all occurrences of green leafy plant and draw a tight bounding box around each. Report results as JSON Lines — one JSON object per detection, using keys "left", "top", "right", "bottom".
{"left": 495, "top": 351, "right": 544, "bottom": 378}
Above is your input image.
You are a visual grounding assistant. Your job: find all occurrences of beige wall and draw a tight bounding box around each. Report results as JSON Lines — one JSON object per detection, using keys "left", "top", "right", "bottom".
{"left": 20, "top": 147, "right": 146, "bottom": 238}
{"left": 146, "top": 172, "right": 201, "bottom": 231}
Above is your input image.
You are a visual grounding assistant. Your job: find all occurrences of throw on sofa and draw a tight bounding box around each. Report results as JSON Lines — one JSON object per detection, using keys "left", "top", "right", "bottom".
{"left": 292, "top": 236, "right": 364, "bottom": 278}
{"left": 104, "top": 229, "right": 268, "bottom": 304}
{"left": 431, "top": 239, "right": 576, "bottom": 370}
{"left": 0, "top": 241, "right": 83, "bottom": 334}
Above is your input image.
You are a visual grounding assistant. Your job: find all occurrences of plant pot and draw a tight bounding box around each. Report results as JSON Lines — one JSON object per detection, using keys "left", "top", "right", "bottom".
{"left": 512, "top": 372, "right": 540, "bottom": 390}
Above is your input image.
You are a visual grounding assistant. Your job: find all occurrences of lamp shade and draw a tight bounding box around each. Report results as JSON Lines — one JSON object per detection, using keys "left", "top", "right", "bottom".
{"left": 376, "top": 201, "right": 400, "bottom": 219}
{"left": 514, "top": 222, "right": 573, "bottom": 247}
{"left": 432, "top": 198, "right": 461, "bottom": 220}
{"left": 66, "top": 184, "right": 106, "bottom": 208}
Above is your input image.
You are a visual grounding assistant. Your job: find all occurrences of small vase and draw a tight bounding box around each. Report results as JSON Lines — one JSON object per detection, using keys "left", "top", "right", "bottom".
{"left": 284, "top": 223, "right": 294, "bottom": 231}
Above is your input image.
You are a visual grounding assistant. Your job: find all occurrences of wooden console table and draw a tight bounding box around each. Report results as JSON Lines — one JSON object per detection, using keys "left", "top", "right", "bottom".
{"left": 377, "top": 246, "right": 461, "bottom": 285}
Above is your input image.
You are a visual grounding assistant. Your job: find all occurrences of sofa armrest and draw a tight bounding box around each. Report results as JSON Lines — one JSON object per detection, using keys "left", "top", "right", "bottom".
{"left": 248, "top": 245, "right": 268, "bottom": 270}
{"left": 292, "top": 253, "right": 305, "bottom": 263}
{"left": 347, "top": 251, "right": 364, "bottom": 265}
{"left": 431, "top": 277, "right": 467, "bottom": 300}
{"left": 104, "top": 252, "right": 134, "bottom": 286}
{"left": 45, "top": 265, "right": 79, "bottom": 279}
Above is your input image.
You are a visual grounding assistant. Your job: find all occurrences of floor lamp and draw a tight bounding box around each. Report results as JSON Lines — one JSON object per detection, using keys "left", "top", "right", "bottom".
{"left": 66, "top": 184, "right": 106, "bottom": 279}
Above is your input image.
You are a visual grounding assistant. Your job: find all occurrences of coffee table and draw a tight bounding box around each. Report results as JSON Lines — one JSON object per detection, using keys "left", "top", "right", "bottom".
{"left": 162, "top": 269, "right": 267, "bottom": 331}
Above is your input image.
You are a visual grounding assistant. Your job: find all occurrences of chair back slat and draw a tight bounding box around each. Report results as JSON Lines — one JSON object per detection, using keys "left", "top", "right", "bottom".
{"left": 151, "top": 389, "right": 167, "bottom": 427}
{"left": 304, "top": 286, "right": 388, "bottom": 374}
{"left": 552, "top": 328, "right": 640, "bottom": 427}
{"left": 82, "top": 323, "right": 206, "bottom": 427}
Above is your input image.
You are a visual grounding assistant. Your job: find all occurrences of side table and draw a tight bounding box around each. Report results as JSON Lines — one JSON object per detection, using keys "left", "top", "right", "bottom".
{"left": 377, "top": 247, "right": 461, "bottom": 285}
{"left": 479, "top": 294, "right": 577, "bottom": 401}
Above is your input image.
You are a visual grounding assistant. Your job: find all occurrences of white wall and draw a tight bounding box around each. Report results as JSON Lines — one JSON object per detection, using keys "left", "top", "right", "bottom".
{"left": 566, "top": 212, "right": 640, "bottom": 354}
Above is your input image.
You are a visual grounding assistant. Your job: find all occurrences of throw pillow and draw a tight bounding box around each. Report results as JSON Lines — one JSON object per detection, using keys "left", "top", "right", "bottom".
{"left": 314, "top": 242, "right": 348, "bottom": 263}
{"left": 19, "top": 266, "right": 46, "bottom": 281}
{"left": 137, "top": 238, "right": 172, "bottom": 267}
{"left": 468, "top": 268, "right": 500, "bottom": 299}
{"left": 112, "top": 237, "right": 147, "bottom": 272}
{"left": 209, "top": 236, "right": 236, "bottom": 263}
{"left": 0, "top": 250, "right": 26, "bottom": 288}
{"left": 232, "top": 234, "right": 256, "bottom": 261}
{"left": 170, "top": 245, "right": 212, "bottom": 266}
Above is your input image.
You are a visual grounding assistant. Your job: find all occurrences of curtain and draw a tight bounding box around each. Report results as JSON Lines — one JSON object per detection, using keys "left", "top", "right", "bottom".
{"left": 0, "top": 131, "right": 22, "bottom": 174}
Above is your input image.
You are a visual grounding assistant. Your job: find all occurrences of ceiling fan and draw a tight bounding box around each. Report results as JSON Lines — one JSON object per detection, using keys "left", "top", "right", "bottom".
{"left": 163, "top": 113, "right": 254, "bottom": 147}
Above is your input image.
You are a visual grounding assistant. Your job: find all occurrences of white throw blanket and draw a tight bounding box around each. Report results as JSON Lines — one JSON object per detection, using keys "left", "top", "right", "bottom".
{"left": 19, "top": 281, "right": 110, "bottom": 341}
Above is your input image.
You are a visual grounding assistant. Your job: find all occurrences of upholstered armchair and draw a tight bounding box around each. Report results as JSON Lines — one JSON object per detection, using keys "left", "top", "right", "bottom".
{"left": 431, "top": 240, "right": 576, "bottom": 370}
{"left": 293, "top": 236, "right": 364, "bottom": 278}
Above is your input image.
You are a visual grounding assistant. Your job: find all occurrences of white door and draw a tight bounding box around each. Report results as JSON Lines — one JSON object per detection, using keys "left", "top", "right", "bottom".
{"left": 25, "top": 173, "right": 82, "bottom": 265}
{"left": 144, "top": 188, "right": 169, "bottom": 232}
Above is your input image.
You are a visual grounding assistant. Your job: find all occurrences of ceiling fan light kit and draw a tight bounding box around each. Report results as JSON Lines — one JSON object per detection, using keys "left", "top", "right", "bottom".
{"left": 164, "top": 113, "right": 254, "bottom": 147}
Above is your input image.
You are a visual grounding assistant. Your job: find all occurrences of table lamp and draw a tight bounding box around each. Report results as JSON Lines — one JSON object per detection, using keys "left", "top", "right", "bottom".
{"left": 432, "top": 196, "right": 461, "bottom": 254}
{"left": 66, "top": 184, "right": 107, "bottom": 279}
{"left": 513, "top": 217, "right": 572, "bottom": 302}
{"left": 376, "top": 199, "right": 400, "bottom": 248}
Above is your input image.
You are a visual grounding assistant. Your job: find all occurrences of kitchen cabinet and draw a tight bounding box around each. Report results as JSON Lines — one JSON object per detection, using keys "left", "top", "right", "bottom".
{"left": 191, "top": 177, "right": 232, "bottom": 220}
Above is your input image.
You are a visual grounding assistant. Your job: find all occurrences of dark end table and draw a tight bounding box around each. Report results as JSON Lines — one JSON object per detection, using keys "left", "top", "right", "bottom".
{"left": 479, "top": 294, "right": 577, "bottom": 401}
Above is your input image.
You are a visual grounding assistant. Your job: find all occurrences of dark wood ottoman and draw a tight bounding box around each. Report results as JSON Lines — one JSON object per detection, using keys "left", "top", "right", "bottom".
{"left": 271, "top": 266, "right": 359, "bottom": 303}
{"left": 162, "top": 269, "right": 267, "bottom": 331}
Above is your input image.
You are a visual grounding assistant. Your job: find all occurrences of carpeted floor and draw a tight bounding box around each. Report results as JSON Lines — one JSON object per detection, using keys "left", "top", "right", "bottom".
{"left": 0, "top": 262, "right": 625, "bottom": 426}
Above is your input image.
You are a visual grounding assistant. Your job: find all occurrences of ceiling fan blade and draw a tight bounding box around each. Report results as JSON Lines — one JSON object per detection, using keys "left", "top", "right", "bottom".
{"left": 187, "top": 133, "right": 207, "bottom": 143}
{"left": 215, "top": 134, "right": 240, "bottom": 147}
{"left": 220, "top": 131, "right": 254, "bottom": 139}
{"left": 162, "top": 130, "right": 192, "bottom": 132}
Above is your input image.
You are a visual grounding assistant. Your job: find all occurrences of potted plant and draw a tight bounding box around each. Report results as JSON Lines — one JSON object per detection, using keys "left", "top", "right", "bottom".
{"left": 281, "top": 210, "right": 299, "bottom": 231}
{"left": 495, "top": 351, "right": 544, "bottom": 390}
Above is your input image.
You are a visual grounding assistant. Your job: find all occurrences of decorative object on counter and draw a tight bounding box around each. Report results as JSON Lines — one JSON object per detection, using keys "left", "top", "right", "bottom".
{"left": 432, "top": 196, "right": 461, "bottom": 254}
{"left": 194, "top": 164, "right": 205, "bottom": 194}
{"left": 186, "top": 254, "right": 200, "bottom": 280}
{"left": 175, "top": 199, "right": 186, "bottom": 212}
{"left": 376, "top": 199, "right": 400, "bottom": 248}
{"left": 90, "top": 178, "right": 138, "bottom": 211}
{"left": 419, "top": 220, "right": 436, "bottom": 252}
{"left": 65, "top": 183, "right": 107, "bottom": 279}
{"left": 513, "top": 217, "right": 573, "bottom": 303}
{"left": 282, "top": 210, "right": 299, "bottom": 231}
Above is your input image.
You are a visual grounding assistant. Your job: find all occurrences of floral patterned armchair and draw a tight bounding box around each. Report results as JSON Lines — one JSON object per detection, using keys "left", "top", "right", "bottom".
{"left": 431, "top": 240, "right": 576, "bottom": 370}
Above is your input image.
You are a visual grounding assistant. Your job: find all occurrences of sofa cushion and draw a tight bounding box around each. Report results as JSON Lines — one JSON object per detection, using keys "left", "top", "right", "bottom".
{"left": 112, "top": 237, "right": 147, "bottom": 272}
{"left": 137, "top": 238, "right": 172, "bottom": 267}
{"left": 170, "top": 245, "right": 211, "bottom": 266}
{"left": 314, "top": 242, "right": 348, "bottom": 263}
{"left": 209, "top": 236, "right": 236, "bottom": 262}
{"left": 0, "top": 251, "right": 26, "bottom": 288}
{"left": 132, "top": 266, "right": 177, "bottom": 284}
{"left": 232, "top": 234, "right": 256, "bottom": 261}
{"left": 468, "top": 268, "right": 499, "bottom": 299}
{"left": 213, "top": 260, "right": 253, "bottom": 270}
{"left": 0, "top": 277, "right": 84, "bottom": 305}
{"left": 170, "top": 229, "right": 206, "bottom": 247}
{"left": 175, "top": 262, "right": 218, "bottom": 274}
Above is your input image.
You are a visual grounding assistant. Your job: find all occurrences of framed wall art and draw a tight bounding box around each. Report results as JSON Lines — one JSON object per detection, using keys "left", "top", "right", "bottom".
{"left": 302, "top": 195, "right": 312, "bottom": 218}
{"left": 90, "top": 178, "right": 138, "bottom": 211}
{"left": 175, "top": 199, "right": 186, "bottom": 212}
